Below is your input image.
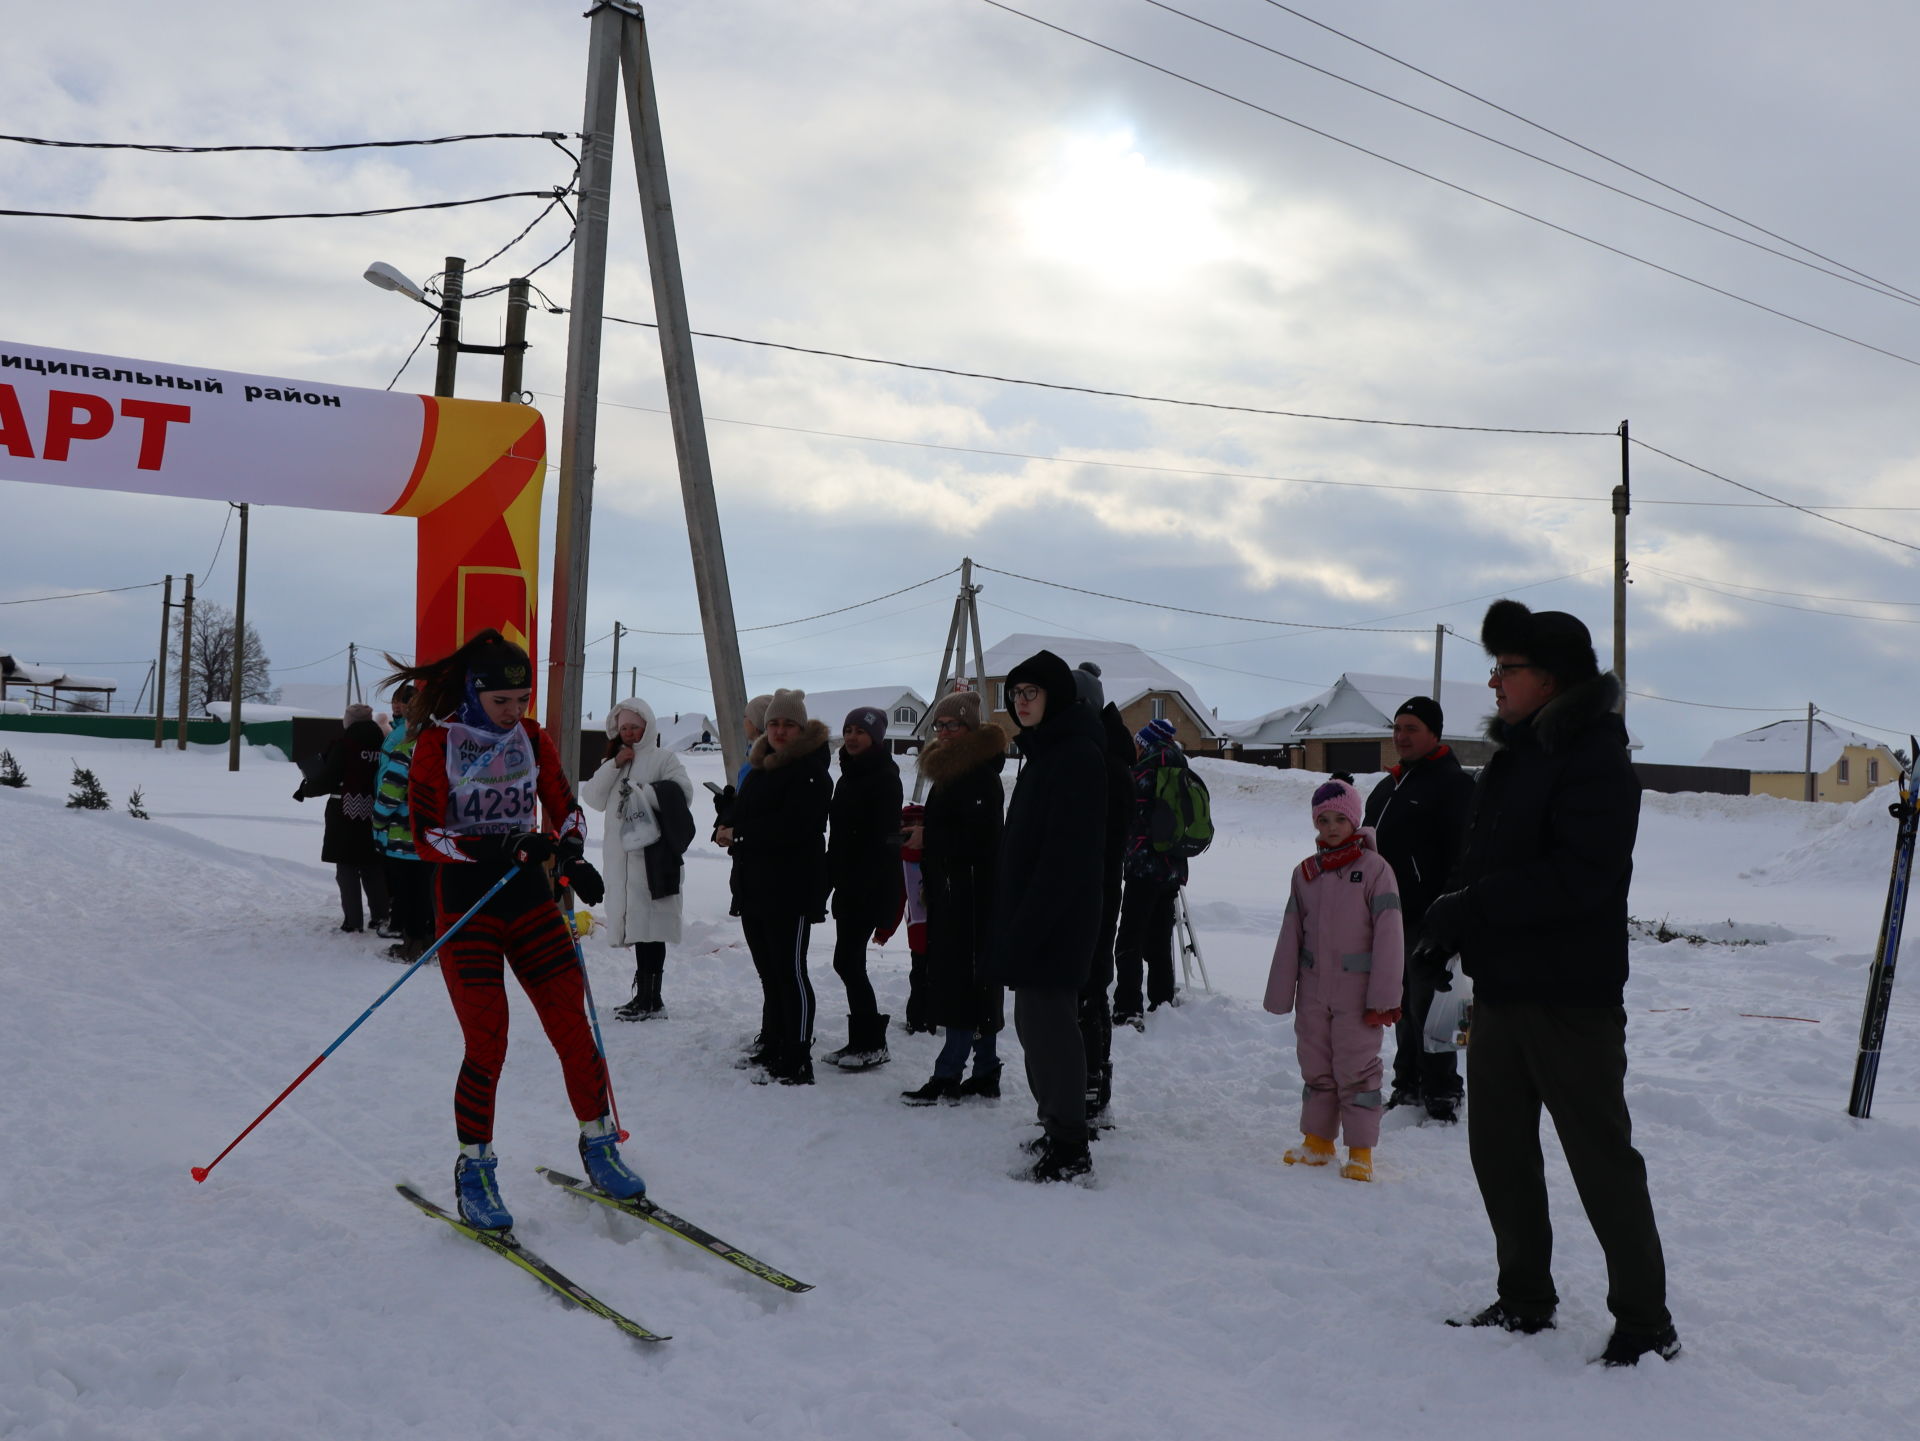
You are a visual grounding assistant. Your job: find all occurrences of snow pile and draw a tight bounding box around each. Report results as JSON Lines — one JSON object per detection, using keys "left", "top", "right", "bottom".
{"left": 1750, "top": 784, "right": 1900, "bottom": 885}
{"left": 1, "top": 732, "right": 1916, "bottom": 1440}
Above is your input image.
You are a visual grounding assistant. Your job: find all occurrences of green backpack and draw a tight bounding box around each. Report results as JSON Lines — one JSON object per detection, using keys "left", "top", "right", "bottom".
{"left": 1148, "top": 762, "right": 1214, "bottom": 858}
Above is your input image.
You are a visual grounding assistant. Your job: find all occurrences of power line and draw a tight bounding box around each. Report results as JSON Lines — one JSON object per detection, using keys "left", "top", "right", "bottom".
{"left": 385, "top": 318, "right": 437, "bottom": 393}
{"left": 975, "top": 563, "right": 1431, "bottom": 633}
{"left": 0, "top": 581, "right": 163, "bottom": 606}
{"left": 271, "top": 645, "right": 352, "bottom": 674}
{"left": 1625, "top": 690, "right": 1802, "bottom": 714}
{"left": 1255, "top": 2, "right": 1920, "bottom": 306}
{"left": 976, "top": 0, "right": 1920, "bottom": 372}
{"left": 1642, "top": 566, "right": 1920, "bottom": 608}
{"left": 1821, "top": 709, "right": 1911, "bottom": 742}
{"left": 1645, "top": 568, "right": 1920, "bottom": 624}
{"left": 201, "top": 504, "right": 237, "bottom": 586}
{"left": 1147, "top": 0, "right": 1918, "bottom": 309}
{"left": 0, "top": 130, "right": 571, "bottom": 154}
{"left": 0, "top": 188, "right": 567, "bottom": 224}
{"left": 1629, "top": 440, "right": 1920, "bottom": 555}
{"left": 613, "top": 566, "right": 962, "bottom": 638}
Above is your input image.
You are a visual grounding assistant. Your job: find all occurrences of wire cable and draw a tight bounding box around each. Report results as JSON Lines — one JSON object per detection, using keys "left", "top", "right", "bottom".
{"left": 200, "top": 504, "right": 236, "bottom": 585}
{"left": 0, "top": 130, "right": 570, "bottom": 154}
{"left": 1147, "top": 0, "right": 1918, "bottom": 309}
{"left": 0, "top": 188, "right": 566, "bottom": 224}
{"left": 613, "top": 566, "right": 962, "bottom": 637}
{"left": 976, "top": 0, "right": 1920, "bottom": 372}
{"left": 0, "top": 581, "right": 163, "bottom": 607}
{"left": 1629, "top": 440, "right": 1920, "bottom": 555}
{"left": 1255, "top": 2, "right": 1920, "bottom": 306}
{"left": 384, "top": 318, "right": 437, "bottom": 393}
{"left": 1642, "top": 566, "right": 1920, "bottom": 608}
{"left": 270, "top": 645, "right": 352, "bottom": 674}
{"left": 975, "top": 562, "right": 1431, "bottom": 632}
{"left": 1645, "top": 568, "right": 1920, "bottom": 624}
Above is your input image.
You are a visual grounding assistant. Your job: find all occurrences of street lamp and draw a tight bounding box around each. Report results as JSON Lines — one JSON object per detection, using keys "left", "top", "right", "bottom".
{"left": 363, "top": 256, "right": 531, "bottom": 402}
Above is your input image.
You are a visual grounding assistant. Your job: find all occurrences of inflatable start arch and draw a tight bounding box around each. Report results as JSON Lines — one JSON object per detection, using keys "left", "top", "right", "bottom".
{"left": 0, "top": 338, "right": 545, "bottom": 676}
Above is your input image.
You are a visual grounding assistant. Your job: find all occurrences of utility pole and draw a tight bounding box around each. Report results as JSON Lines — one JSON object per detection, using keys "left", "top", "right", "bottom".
{"left": 609, "top": 621, "right": 623, "bottom": 709}
{"left": 153, "top": 574, "right": 172, "bottom": 747}
{"left": 621, "top": 3, "right": 747, "bottom": 776}
{"left": 346, "top": 642, "right": 361, "bottom": 708}
{"left": 227, "top": 503, "right": 250, "bottom": 772}
{"left": 1614, "top": 420, "right": 1630, "bottom": 716}
{"left": 1805, "top": 702, "right": 1819, "bottom": 802}
{"left": 502, "top": 278, "right": 531, "bottom": 402}
{"left": 434, "top": 257, "right": 465, "bottom": 398}
{"left": 1432, "top": 623, "right": 1445, "bottom": 703}
{"left": 176, "top": 572, "right": 195, "bottom": 750}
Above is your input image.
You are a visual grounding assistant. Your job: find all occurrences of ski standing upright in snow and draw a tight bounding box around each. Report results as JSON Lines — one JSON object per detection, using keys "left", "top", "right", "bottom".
{"left": 1847, "top": 735, "right": 1918, "bottom": 1119}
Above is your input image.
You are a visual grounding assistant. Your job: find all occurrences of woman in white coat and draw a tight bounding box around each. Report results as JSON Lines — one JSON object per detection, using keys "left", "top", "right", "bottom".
{"left": 581, "top": 697, "right": 695, "bottom": 1020}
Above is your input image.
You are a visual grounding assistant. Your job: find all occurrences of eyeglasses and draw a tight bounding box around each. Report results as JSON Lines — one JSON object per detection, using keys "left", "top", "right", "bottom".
{"left": 931, "top": 719, "right": 968, "bottom": 733}
{"left": 1008, "top": 684, "right": 1043, "bottom": 704}
{"left": 1488, "top": 662, "right": 1539, "bottom": 680}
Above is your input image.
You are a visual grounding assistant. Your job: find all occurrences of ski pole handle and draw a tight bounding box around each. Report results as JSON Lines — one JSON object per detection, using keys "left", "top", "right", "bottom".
{"left": 191, "top": 864, "right": 523, "bottom": 1183}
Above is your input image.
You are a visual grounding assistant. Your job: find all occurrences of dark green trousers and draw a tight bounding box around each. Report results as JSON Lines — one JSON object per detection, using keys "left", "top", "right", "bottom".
{"left": 1466, "top": 998, "right": 1671, "bottom": 1331}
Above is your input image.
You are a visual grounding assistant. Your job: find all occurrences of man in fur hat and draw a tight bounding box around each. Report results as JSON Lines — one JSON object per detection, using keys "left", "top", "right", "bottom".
{"left": 1420, "top": 600, "right": 1679, "bottom": 1368}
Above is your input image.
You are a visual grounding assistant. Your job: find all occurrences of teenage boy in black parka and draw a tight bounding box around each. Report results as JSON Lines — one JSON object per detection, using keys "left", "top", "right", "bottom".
{"left": 989, "top": 649, "right": 1108, "bottom": 1182}
{"left": 823, "top": 705, "right": 904, "bottom": 1069}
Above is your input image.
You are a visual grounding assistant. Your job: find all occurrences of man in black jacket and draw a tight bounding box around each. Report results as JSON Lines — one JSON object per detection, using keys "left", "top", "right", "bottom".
{"left": 1420, "top": 601, "right": 1678, "bottom": 1367}
{"left": 989, "top": 649, "right": 1107, "bottom": 1182}
{"left": 1363, "top": 696, "right": 1474, "bottom": 1123}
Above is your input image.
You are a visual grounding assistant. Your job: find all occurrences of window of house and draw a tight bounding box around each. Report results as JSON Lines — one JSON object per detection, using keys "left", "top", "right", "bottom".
{"left": 1870, "top": 758, "right": 1880, "bottom": 785}
{"left": 1838, "top": 757, "right": 1851, "bottom": 784}
{"left": 893, "top": 706, "right": 916, "bottom": 724}
{"left": 996, "top": 682, "right": 1005, "bottom": 711}
{"left": 1152, "top": 696, "right": 1166, "bottom": 721}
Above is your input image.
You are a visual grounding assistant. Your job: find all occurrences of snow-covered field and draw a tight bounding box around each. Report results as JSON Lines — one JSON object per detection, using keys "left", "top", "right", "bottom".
{"left": 2, "top": 731, "right": 1915, "bottom": 1440}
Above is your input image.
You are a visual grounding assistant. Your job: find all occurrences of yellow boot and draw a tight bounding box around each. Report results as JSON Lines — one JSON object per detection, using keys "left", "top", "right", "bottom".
{"left": 1283, "top": 1134, "right": 1335, "bottom": 1167}
{"left": 1340, "top": 1147, "right": 1374, "bottom": 1182}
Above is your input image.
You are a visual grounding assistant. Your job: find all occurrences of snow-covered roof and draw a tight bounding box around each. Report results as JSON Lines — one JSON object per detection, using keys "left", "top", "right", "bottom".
{"left": 800, "top": 686, "right": 928, "bottom": 735}
{"left": 1223, "top": 671, "right": 1642, "bottom": 751}
{"left": 655, "top": 712, "right": 719, "bottom": 752}
{"left": 1701, "top": 718, "right": 1887, "bottom": 774}
{"left": 205, "top": 701, "right": 332, "bottom": 722}
{"left": 980, "top": 634, "right": 1217, "bottom": 736}
{"left": 0, "top": 656, "right": 119, "bottom": 693}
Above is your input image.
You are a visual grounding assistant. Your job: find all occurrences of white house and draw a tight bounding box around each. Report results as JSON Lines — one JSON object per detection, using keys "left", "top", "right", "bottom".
{"left": 1702, "top": 718, "right": 1898, "bottom": 802}
{"left": 978, "top": 634, "right": 1219, "bottom": 747}
{"left": 799, "top": 686, "right": 929, "bottom": 753}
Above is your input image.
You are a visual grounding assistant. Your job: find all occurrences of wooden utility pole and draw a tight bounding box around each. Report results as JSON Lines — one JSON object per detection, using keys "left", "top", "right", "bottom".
{"left": 1805, "top": 702, "right": 1818, "bottom": 802}
{"left": 1614, "top": 420, "right": 1630, "bottom": 716}
{"left": 609, "top": 621, "right": 623, "bottom": 710}
{"left": 502, "top": 278, "right": 531, "bottom": 402}
{"left": 153, "top": 574, "right": 172, "bottom": 747}
{"left": 619, "top": 6, "right": 747, "bottom": 778}
{"left": 910, "top": 559, "right": 988, "bottom": 803}
{"left": 176, "top": 572, "right": 195, "bottom": 750}
{"left": 434, "top": 257, "right": 466, "bottom": 399}
{"left": 227, "top": 503, "right": 250, "bottom": 772}
{"left": 1432, "top": 623, "right": 1445, "bottom": 703}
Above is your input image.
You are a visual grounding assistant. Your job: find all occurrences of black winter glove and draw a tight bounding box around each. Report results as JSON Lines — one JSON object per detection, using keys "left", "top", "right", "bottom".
{"left": 1412, "top": 888, "right": 1473, "bottom": 966}
{"left": 506, "top": 831, "right": 557, "bottom": 866}
{"left": 562, "top": 859, "right": 605, "bottom": 907}
{"left": 292, "top": 786, "right": 307, "bottom": 802}
{"left": 712, "top": 783, "right": 736, "bottom": 826}
{"left": 555, "top": 829, "right": 586, "bottom": 865}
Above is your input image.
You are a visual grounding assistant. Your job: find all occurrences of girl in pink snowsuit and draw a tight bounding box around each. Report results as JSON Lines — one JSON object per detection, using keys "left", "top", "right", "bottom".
{"left": 1265, "top": 779, "right": 1405, "bottom": 1180}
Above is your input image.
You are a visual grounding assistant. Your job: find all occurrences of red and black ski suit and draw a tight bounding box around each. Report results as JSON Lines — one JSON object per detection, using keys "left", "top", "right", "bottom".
{"left": 410, "top": 716, "right": 603, "bottom": 1146}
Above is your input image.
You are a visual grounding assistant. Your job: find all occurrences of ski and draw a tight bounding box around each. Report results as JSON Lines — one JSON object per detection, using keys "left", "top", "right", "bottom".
{"left": 395, "top": 1184, "right": 668, "bottom": 1342}
{"left": 1848, "top": 735, "right": 1920, "bottom": 1119}
{"left": 535, "top": 1166, "right": 814, "bottom": 1294}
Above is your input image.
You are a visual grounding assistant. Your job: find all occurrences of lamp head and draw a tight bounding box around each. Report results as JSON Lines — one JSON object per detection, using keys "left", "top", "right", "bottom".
{"left": 363, "top": 261, "right": 434, "bottom": 307}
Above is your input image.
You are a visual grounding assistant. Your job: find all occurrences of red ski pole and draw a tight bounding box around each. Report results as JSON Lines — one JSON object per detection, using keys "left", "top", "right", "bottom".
{"left": 190, "top": 865, "right": 521, "bottom": 1183}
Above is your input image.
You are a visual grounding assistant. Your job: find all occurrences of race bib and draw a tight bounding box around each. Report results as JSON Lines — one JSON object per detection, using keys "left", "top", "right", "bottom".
{"left": 442, "top": 721, "right": 538, "bottom": 835}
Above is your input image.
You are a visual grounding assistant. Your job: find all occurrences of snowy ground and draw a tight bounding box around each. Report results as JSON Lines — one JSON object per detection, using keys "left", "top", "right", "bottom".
{"left": 1, "top": 732, "right": 1915, "bottom": 1440}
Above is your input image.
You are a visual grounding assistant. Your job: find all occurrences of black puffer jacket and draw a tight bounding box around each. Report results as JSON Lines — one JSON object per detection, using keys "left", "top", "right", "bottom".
{"left": 300, "top": 719, "right": 386, "bottom": 866}
{"left": 727, "top": 719, "right": 833, "bottom": 919}
{"left": 987, "top": 651, "right": 1108, "bottom": 992}
{"left": 918, "top": 722, "right": 1009, "bottom": 1029}
{"left": 1448, "top": 673, "right": 1639, "bottom": 1008}
{"left": 1363, "top": 744, "right": 1474, "bottom": 930}
{"left": 828, "top": 742, "right": 904, "bottom": 924}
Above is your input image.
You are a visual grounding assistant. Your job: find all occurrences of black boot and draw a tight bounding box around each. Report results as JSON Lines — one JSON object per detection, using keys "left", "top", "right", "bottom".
{"left": 900, "top": 1075, "right": 963, "bottom": 1106}
{"left": 956, "top": 1062, "right": 1002, "bottom": 1099}
{"left": 1024, "top": 1135, "right": 1093, "bottom": 1183}
{"left": 755, "top": 1042, "right": 813, "bottom": 1086}
{"left": 826, "top": 1014, "right": 890, "bottom": 1071}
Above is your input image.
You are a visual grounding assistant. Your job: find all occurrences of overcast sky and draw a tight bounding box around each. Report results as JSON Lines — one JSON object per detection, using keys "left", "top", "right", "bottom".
{"left": 5, "top": 0, "right": 1919, "bottom": 764}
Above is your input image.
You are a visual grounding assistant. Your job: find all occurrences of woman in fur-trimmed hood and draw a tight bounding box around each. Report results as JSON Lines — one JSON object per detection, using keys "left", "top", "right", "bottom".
{"left": 899, "top": 690, "right": 1010, "bottom": 1103}
{"left": 716, "top": 688, "right": 834, "bottom": 1084}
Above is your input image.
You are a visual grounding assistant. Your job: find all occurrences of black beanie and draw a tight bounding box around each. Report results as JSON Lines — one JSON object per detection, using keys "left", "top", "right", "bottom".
{"left": 467, "top": 635, "right": 533, "bottom": 693}
{"left": 1481, "top": 600, "right": 1600, "bottom": 685}
{"left": 1395, "top": 695, "right": 1445, "bottom": 737}
{"left": 1006, "top": 649, "right": 1077, "bottom": 729}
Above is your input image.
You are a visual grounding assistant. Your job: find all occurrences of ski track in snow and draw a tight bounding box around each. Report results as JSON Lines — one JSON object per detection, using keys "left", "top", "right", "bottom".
{"left": 0, "top": 734, "right": 1915, "bottom": 1439}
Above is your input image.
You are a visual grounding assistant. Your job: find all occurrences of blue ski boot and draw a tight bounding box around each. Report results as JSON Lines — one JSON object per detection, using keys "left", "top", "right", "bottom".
{"left": 454, "top": 1144, "right": 513, "bottom": 1231}
{"left": 578, "top": 1117, "right": 646, "bottom": 1200}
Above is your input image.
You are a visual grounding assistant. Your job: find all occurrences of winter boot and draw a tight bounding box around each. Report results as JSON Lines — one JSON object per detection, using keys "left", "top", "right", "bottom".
{"left": 615, "top": 970, "right": 665, "bottom": 1022}
{"left": 734, "top": 1032, "right": 773, "bottom": 1070}
{"left": 957, "top": 1062, "right": 1003, "bottom": 1100}
{"left": 453, "top": 1144, "right": 513, "bottom": 1231}
{"left": 578, "top": 1117, "right": 646, "bottom": 1199}
{"left": 827, "top": 1014, "right": 891, "bottom": 1071}
{"left": 1386, "top": 1084, "right": 1422, "bottom": 1111}
{"left": 755, "top": 1043, "right": 814, "bottom": 1086}
{"left": 1024, "top": 1135, "right": 1093, "bottom": 1184}
{"left": 1083, "top": 1063, "right": 1111, "bottom": 1119}
{"left": 1598, "top": 1323, "right": 1682, "bottom": 1367}
{"left": 1447, "top": 1301, "right": 1556, "bottom": 1334}
{"left": 900, "top": 1075, "right": 963, "bottom": 1106}
{"left": 1283, "top": 1134, "right": 1335, "bottom": 1167}
{"left": 1425, "top": 1094, "right": 1460, "bottom": 1125}
{"left": 1340, "top": 1147, "right": 1374, "bottom": 1182}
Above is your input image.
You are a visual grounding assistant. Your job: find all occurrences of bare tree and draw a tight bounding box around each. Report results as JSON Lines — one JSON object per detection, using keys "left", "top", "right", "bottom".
{"left": 170, "top": 601, "right": 278, "bottom": 714}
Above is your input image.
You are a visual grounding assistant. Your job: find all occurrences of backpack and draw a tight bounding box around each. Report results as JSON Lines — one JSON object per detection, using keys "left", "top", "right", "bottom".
{"left": 1148, "top": 761, "right": 1214, "bottom": 858}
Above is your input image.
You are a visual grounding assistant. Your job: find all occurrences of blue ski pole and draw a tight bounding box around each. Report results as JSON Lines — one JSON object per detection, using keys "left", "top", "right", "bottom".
{"left": 192, "top": 865, "right": 522, "bottom": 1182}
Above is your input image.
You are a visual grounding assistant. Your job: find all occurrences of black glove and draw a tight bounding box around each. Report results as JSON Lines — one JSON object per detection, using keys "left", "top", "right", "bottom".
{"left": 712, "top": 783, "right": 736, "bottom": 826}
{"left": 1412, "top": 888, "right": 1473, "bottom": 966}
{"left": 506, "top": 831, "right": 556, "bottom": 866}
{"left": 292, "top": 786, "right": 307, "bottom": 802}
{"left": 555, "top": 829, "right": 586, "bottom": 865}
{"left": 562, "top": 859, "right": 605, "bottom": 907}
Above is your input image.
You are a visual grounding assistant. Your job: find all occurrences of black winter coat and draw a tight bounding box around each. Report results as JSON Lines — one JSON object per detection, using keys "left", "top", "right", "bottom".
{"left": 301, "top": 720, "right": 385, "bottom": 866}
{"left": 828, "top": 743, "right": 904, "bottom": 924}
{"left": 1449, "top": 673, "right": 1639, "bottom": 1008}
{"left": 1088, "top": 702, "right": 1133, "bottom": 993}
{"left": 1363, "top": 745, "right": 1474, "bottom": 931}
{"left": 919, "top": 723, "right": 1009, "bottom": 1029}
{"left": 727, "top": 720, "right": 833, "bottom": 919}
{"left": 987, "top": 699, "right": 1108, "bottom": 991}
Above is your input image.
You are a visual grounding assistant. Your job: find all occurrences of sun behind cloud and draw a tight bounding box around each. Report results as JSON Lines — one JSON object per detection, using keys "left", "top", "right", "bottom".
{"left": 1017, "top": 128, "right": 1232, "bottom": 284}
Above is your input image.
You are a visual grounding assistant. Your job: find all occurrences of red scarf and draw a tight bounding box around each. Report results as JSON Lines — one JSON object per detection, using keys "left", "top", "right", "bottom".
{"left": 1388, "top": 744, "right": 1452, "bottom": 780}
{"left": 1305, "top": 836, "right": 1364, "bottom": 879}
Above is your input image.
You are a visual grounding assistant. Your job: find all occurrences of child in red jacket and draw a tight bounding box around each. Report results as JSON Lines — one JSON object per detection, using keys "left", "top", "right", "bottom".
{"left": 1264, "top": 779, "right": 1406, "bottom": 1180}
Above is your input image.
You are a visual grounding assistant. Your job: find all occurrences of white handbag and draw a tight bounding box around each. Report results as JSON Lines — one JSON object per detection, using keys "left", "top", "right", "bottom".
{"left": 617, "top": 777, "right": 661, "bottom": 852}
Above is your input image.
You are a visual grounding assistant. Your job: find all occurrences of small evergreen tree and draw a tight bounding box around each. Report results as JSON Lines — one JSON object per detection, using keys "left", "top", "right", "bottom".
{"left": 0, "top": 749, "right": 26, "bottom": 788}
{"left": 66, "top": 763, "right": 110, "bottom": 811}
{"left": 127, "top": 786, "right": 150, "bottom": 819}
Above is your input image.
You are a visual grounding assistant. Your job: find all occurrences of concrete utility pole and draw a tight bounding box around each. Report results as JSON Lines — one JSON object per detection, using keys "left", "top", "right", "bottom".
{"left": 227, "top": 503, "right": 250, "bottom": 771}
{"left": 1614, "top": 420, "right": 1630, "bottom": 717}
{"left": 1805, "top": 702, "right": 1819, "bottom": 802}
{"left": 153, "top": 574, "right": 172, "bottom": 747}
{"left": 1432, "top": 623, "right": 1445, "bottom": 703}
{"left": 609, "top": 620, "right": 623, "bottom": 710}
{"left": 502, "top": 278, "right": 531, "bottom": 402}
{"left": 434, "top": 257, "right": 466, "bottom": 399}
{"left": 176, "top": 572, "right": 195, "bottom": 750}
